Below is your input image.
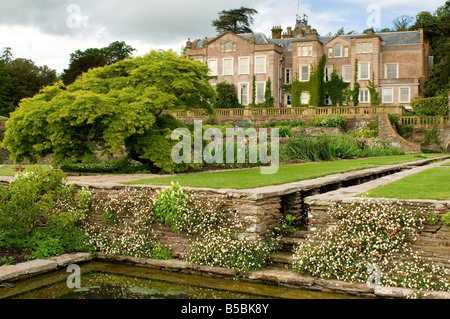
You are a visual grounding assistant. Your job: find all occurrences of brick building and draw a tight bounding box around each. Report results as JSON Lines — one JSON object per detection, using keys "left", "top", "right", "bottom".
{"left": 185, "top": 16, "right": 431, "bottom": 108}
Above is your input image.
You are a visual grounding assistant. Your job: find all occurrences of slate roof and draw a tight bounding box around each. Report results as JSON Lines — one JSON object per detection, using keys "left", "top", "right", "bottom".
{"left": 191, "top": 31, "right": 422, "bottom": 51}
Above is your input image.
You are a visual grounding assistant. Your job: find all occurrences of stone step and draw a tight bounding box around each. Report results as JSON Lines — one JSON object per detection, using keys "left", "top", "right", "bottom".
{"left": 269, "top": 251, "right": 295, "bottom": 265}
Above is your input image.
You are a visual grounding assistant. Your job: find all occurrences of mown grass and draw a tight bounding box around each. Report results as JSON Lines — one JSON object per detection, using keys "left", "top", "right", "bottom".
{"left": 361, "top": 166, "right": 450, "bottom": 200}
{"left": 0, "top": 165, "right": 52, "bottom": 176}
{"left": 125, "top": 154, "right": 445, "bottom": 190}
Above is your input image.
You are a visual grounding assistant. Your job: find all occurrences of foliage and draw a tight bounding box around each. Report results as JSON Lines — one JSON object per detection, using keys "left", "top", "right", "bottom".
{"left": 324, "top": 70, "right": 349, "bottom": 106}
{"left": 214, "top": 82, "right": 241, "bottom": 109}
{"left": 292, "top": 201, "right": 449, "bottom": 292}
{"left": 60, "top": 157, "right": 150, "bottom": 174}
{"left": 420, "top": 127, "right": 440, "bottom": 146}
{"left": 280, "top": 136, "right": 334, "bottom": 162}
{"left": 276, "top": 126, "right": 293, "bottom": 137}
{"left": 367, "top": 73, "right": 380, "bottom": 106}
{"left": 0, "top": 60, "right": 15, "bottom": 117}
{"left": 411, "top": 96, "right": 448, "bottom": 116}
{"left": 260, "top": 121, "right": 308, "bottom": 128}
{"left": 442, "top": 212, "right": 450, "bottom": 227}
{"left": 291, "top": 55, "right": 327, "bottom": 106}
{"left": 63, "top": 41, "right": 136, "bottom": 85}
{"left": 352, "top": 62, "right": 360, "bottom": 106}
{"left": 4, "top": 50, "right": 215, "bottom": 174}
{"left": 212, "top": 7, "right": 258, "bottom": 34}
{"left": 263, "top": 77, "right": 275, "bottom": 108}
{"left": 273, "top": 214, "right": 299, "bottom": 235}
{"left": 348, "top": 119, "right": 378, "bottom": 138}
{"left": 152, "top": 183, "right": 190, "bottom": 232}
{"left": 311, "top": 114, "right": 347, "bottom": 128}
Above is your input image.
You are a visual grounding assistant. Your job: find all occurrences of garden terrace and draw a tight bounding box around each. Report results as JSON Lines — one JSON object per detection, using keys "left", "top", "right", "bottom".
{"left": 170, "top": 106, "right": 404, "bottom": 128}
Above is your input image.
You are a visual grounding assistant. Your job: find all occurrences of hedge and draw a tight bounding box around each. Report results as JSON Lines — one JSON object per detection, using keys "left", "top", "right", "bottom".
{"left": 411, "top": 97, "right": 448, "bottom": 116}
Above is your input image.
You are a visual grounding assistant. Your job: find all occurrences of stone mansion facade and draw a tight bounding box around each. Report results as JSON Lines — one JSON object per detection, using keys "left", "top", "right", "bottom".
{"left": 185, "top": 17, "right": 431, "bottom": 108}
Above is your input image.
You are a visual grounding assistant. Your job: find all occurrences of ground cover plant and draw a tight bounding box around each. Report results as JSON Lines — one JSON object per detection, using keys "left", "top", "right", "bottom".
{"left": 126, "top": 154, "right": 442, "bottom": 190}
{"left": 361, "top": 167, "right": 450, "bottom": 200}
{"left": 292, "top": 201, "right": 450, "bottom": 293}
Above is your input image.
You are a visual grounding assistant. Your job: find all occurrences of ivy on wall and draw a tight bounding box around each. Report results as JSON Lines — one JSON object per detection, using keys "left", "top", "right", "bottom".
{"left": 324, "top": 70, "right": 349, "bottom": 106}
{"left": 367, "top": 73, "right": 380, "bottom": 106}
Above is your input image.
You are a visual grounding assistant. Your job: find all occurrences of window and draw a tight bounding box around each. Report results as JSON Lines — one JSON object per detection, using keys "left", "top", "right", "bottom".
{"left": 358, "top": 62, "right": 370, "bottom": 80}
{"left": 300, "top": 92, "right": 310, "bottom": 105}
{"left": 356, "top": 42, "right": 373, "bottom": 54}
{"left": 382, "top": 88, "right": 393, "bottom": 103}
{"left": 224, "top": 42, "right": 234, "bottom": 52}
{"left": 325, "top": 66, "right": 333, "bottom": 82}
{"left": 256, "top": 82, "right": 266, "bottom": 104}
{"left": 239, "top": 83, "right": 249, "bottom": 105}
{"left": 208, "top": 59, "right": 218, "bottom": 76}
{"left": 255, "top": 56, "right": 266, "bottom": 74}
{"left": 342, "top": 65, "right": 351, "bottom": 83}
{"left": 359, "top": 89, "right": 370, "bottom": 103}
{"left": 300, "top": 65, "right": 310, "bottom": 82}
{"left": 285, "top": 69, "right": 292, "bottom": 84}
{"left": 399, "top": 87, "right": 410, "bottom": 103}
{"left": 385, "top": 64, "right": 398, "bottom": 79}
{"left": 298, "top": 46, "right": 312, "bottom": 57}
{"left": 344, "top": 47, "right": 349, "bottom": 57}
{"left": 325, "top": 95, "right": 332, "bottom": 105}
{"left": 223, "top": 58, "right": 234, "bottom": 75}
{"left": 328, "top": 48, "right": 333, "bottom": 58}
{"left": 238, "top": 57, "right": 249, "bottom": 75}
{"left": 286, "top": 94, "right": 292, "bottom": 106}
{"left": 334, "top": 44, "right": 343, "bottom": 58}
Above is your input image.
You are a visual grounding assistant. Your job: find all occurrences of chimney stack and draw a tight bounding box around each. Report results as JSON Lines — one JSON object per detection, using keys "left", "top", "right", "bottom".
{"left": 271, "top": 26, "right": 283, "bottom": 39}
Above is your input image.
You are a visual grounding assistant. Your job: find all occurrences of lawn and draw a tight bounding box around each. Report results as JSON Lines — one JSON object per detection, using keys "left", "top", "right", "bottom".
{"left": 125, "top": 154, "right": 445, "bottom": 190}
{"left": 361, "top": 167, "right": 450, "bottom": 200}
{"left": 0, "top": 165, "right": 52, "bottom": 176}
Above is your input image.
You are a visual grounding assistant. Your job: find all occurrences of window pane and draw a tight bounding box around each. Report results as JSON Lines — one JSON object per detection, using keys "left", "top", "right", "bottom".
{"left": 302, "top": 46, "right": 308, "bottom": 57}
{"left": 328, "top": 48, "right": 333, "bottom": 58}
{"left": 223, "top": 59, "right": 233, "bottom": 75}
{"left": 309, "top": 46, "right": 313, "bottom": 56}
{"left": 208, "top": 60, "right": 217, "bottom": 76}
{"left": 361, "top": 43, "right": 368, "bottom": 53}
{"left": 255, "top": 57, "right": 266, "bottom": 73}
{"left": 400, "top": 88, "right": 410, "bottom": 102}
{"left": 344, "top": 47, "right": 349, "bottom": 57}
{"left": 386, "top": 64, "right": 398, "bottom": 79}
{"left": 239, "top": 58, "right": 249, "bottom": 74}
{"left": 343, "top": 66, "right": 351, "bottom": 82}
{"left": 256, "top": 83, "right": 265, "bottom": 104}
{"left": 225, "top": 42, "right": 233, "bottom": 52}
{"left": 334, "top": 44, "right": 342, "bottom": 57}
{"left": 382, "top": 88, "right": 393, "bottom": 103}
{"left": 300, "top": 66, "right": 309, "bottom": 81}
{"left": 240, "top": 84, "right": 248, "bottom": 105}
{"left": 300, "top": 92, "right": 310, "bottom": 105}
{"left": 359, "top": 62, "right": 370, "bottom": 79}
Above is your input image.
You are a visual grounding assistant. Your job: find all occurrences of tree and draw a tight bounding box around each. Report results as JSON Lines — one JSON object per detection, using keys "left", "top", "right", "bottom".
{"left": 0, "top": 60, "right": 15, "bottom": 117}
{"left": 410, "top": 1, "right": 450, "bottom": 96}
{"left": 264, "top": 77, "right": 274, "bottom": 108}
{"left": 212, "top": 7, "right": 258, "bottom": 34}
{"left": 214, "top": 82, "right": 241, "bottom": 109}
{"left": 6, "top": 58, "right": 57, "bottom": 109}
{"left": 3, "top": 50, "right": 216, "bottom": 174}
{"left": 1, "top": 47, "right": 13, "bottom": 64}
{"left": 62, "top": 54, "right": 107, "bottom": 86}
{"left": 392, "top": 15, "right": 415, "bottom": 31}
{"left": 62, "top": 41, "right": 135, "bottom": 86}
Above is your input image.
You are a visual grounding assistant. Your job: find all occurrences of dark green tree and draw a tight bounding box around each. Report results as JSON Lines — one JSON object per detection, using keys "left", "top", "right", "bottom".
{"left": 212, "top": 7, "right": 258, "bottom": 34}
{"left": 62, "top": 54, "right": 107, "bottom": 86}
{"left": 0, "top": 60, "right": 15, "bottom": 117}
{"left": 264, "top": 77, "right": 274, "bottom": 108}
{"left": 214, "top": 82, "right": 241, "bottom": 109}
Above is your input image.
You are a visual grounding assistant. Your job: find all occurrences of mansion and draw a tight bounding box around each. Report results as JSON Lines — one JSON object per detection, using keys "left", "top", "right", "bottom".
{"left": 185, "top": 16, "right": 431, "bottom": 108}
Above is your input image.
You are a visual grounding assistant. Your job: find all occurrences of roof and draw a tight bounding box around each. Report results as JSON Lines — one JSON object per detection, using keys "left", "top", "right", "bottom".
{"left": 190, "top": 30, "right": 422, "bottom": 51}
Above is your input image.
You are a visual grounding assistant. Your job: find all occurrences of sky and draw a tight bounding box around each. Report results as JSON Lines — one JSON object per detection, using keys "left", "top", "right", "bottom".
{"left": 0, "top": 0, "right": 445, "bottom": 74}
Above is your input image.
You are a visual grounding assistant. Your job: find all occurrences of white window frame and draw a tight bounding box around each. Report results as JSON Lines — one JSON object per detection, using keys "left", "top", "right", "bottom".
{"left": 299, "top": 65, "right": 310, "bottom": 82}
{"left": 344, "top": 47, "right": 349, "bottom": 57}
{"left": 238, "top": 82, "right": 250, "bottom": 106}
{"left": 285, "top": 93, "right": 292, "bottom": 106}
{"left": 222, "top": 57, "right": 234, "bottom": 76}
{"left": 224, "top": 42, "right": 233, "bottom": 53}
{"left": 385, "top": 63, "right": 399, "bottom": 80}
{"left": 238, "top": 56, "right": 250, "bottom": 75}
{"left": 356, "top": 42, "right": 373, "bottom": 54}
{"left": 358, "top": 61, "right": 370, "bottom": 80}
{"left": 285, "top": 68, "right": 292, "bottom": 84}
{"left": 342, "top": 65, "right": 351, "bottom": 83}
{"left": 255, "top": 56, "right": 267, "bottom": 74}
{"left": 334, "top": 44, "right": 343, "bottom": 58}
{"left": 207, "top": 59, "right": 218, "bottom": 76}
{"left": 255, "top": 81, "right": 266, "bottom": 104}
{"left": 325, "top": 66, "right": 333, "bottom": 82}
{"left": 382, "top": 87, "right": 394, "bottom": 104}
{"left": 300, "top": 92, "right": 310, "bottom": 105}
{"left": 298, "top": 45, "right": 312, "bottom": 57}
{"left": 359, "top": 89, "right": 370, "bottom": 103}
{"left": 399, "top": 87, "right": 411, "bottom": 103}
{"left": 328, "top": 48, "right": 333, "bottom": 58}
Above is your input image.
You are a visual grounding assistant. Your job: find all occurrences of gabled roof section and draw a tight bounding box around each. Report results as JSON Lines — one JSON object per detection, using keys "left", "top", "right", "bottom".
{"left": 191, "top": 32, "right": 270, "bottom": 50}
{"left": 320, "top": 35, "right": 352, "bottom": 46}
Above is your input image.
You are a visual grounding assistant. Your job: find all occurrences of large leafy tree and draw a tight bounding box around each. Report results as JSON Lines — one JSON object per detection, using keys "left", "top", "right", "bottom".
{"left": 62, "top": 41, "right": 135, "bottom": 85}
{"left": 212, "top": 7, "right": 258, "bottom": 34}
{"left": 410, "top": 1, "right": 450, "bottom": 96}
{"left": 0, "top": 60, "right": 15, "bottom": 117}
{"left": 4, "top": 50, "right": 216, "bottom": 173}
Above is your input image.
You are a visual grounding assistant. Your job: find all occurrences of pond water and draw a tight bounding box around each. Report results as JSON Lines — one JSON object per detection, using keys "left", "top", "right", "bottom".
{"left": 0, "top": 262, "right": 356, "bottom": 299}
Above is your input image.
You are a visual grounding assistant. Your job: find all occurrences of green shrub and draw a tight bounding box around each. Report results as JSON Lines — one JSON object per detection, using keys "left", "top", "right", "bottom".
{"left": 329, "top": 135, "right": 360, "bottom": 159}
{"left": 442, "top": 212, "right": 450, "bottom": 227}
{"left": 152, "top": 183, "right": 190, "bottom": 231}
{"left": 280, "top": 136, "right": 333, "bottom": 162}
{"left": 276, "top": 125, "right": 293, "bottom": 137}
{"left": 312, "top": 114, "right": 346, "bottom": 128}
{"left": 412, "top": 96, "right": 448, "bottom": 116}
{"left": 214, "top": 82, "right": 243, "bottom": 109}
{"left": 60, "top": 157, "right": 150, "bottom": 174}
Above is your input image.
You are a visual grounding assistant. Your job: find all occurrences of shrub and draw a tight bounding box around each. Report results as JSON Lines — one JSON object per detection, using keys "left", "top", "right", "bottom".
{"left": 312, "top": 114, "right": 346, "bottom": 128}
{"left": 442, "top": 212, "right": 450, "bottom": 227}
{"left": 276, "top": 125, "right": 293, "bottom": 138}
{"left": 292, "top": 202, "right": 449, "bottom": 292}
{"left": 60, "top": 157, "right": 150, "bottom": 174}
{"left": 152, "top": 183, "right": 190, "bottom": 231}
{"left": 280, "top": 136, "right": 333, "bottom": 162}
{"left": 214, "top": 82, "right": 243, "bottom": 109}
{"left": 329, "top": 135, "right": 360, "bottom": 159}
{"left": 412, "top": 96, "right": 448, "bottom": 116}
